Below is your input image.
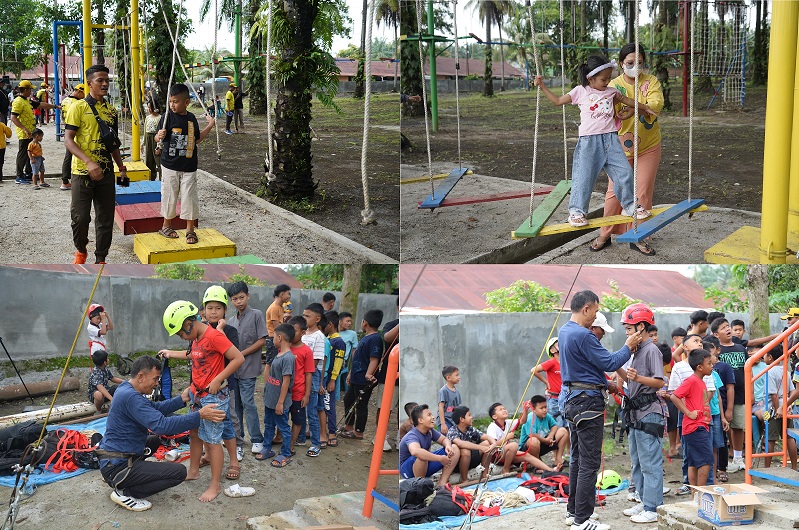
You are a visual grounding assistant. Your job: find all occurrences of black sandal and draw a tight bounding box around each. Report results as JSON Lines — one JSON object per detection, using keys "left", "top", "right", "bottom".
{"left": 629, "top": 242, "right": 656, "bottom": 256}
{"left": 589, "top": 237, "right": 611, "bottom": 252}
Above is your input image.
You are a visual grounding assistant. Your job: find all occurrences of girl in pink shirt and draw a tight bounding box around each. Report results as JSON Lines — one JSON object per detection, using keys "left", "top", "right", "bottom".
{"left": 534, "top": 54, "right": 657, "bottom": 228}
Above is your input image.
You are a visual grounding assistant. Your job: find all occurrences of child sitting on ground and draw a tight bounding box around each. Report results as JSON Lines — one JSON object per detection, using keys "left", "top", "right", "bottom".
{"left": 28, "top": 128, "right": 47, "bottom": 189}
{"left": 519, "top": 395, "right": 569, "bottom": 470}
{"left": 670, "top": 349, "right": 714, "bottom": 489}
{"left": 447, "top": 405, "right": 499, "bottom": 483}
{"left": 437, "top": 365, "right": 461, "bottom": 435}
{"left": 88, "top": 349, "right": 123, "bottom": 412}
{"left": 486, "top": 402, "right": 555, "bottom": 474}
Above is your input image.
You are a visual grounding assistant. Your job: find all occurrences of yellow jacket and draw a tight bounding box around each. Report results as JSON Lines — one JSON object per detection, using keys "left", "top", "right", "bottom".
{"left": 0, "top": 123, "right": 11, "bottom": 149}
{"left": 612, "top": 73, "right": 664, "bottom": 157}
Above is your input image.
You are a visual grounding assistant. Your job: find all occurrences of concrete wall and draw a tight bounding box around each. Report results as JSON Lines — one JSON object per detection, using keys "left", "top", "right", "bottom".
{"left": 0, "top": 268, "right": 397, "bottom": 359}
{"left": 337, "top": 80, "right": 398, "bottom": 94}
{"left": 401, "top": 311, "right": 789, "bottom": 419}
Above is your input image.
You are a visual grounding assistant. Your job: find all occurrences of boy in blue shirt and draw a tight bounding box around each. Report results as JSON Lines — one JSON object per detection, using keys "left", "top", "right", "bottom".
{"left": 338, "top": 312, "right": 358, "bottom": 397}
{"left": 256, "top": 324, "right": 295, "bottom": 467}
{"left": 341, "top": 310, "right": 384, "bottom": 439}
{"left": 519, "top": 395, "right": 569, "bottom": 470}
{"left": 437, "top": 365, "right": 461, "bottom": 435}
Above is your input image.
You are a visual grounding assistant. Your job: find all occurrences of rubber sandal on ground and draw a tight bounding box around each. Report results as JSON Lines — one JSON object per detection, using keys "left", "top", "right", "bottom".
{"left": 224, "top": 483, "right": 255, "bottom": 497}
{"left": 568, "top": 214, "right": 588, "bottom": 227}
{"left": 339, "top": 430, "right": 360, "bottom": 439}
{"left": 271, "top": 455, "right": 291, "bottom": 468}
{"left": 186, "top": 231, "right": 198, "bottom": 244}
{"left": 226, "top": 465, "right": 240, "bottom": 480}
{"left": 306, "top": 446, "right": 321, "bottom": 457}
{"left": 158, "top": 227, "right": 179, "bottom": 239}
{"left": 629, "top": 242, "right": 656, "bottom": 256}
{"left": 327, "top": 438, "right": 338, "bottom": 447}
{"left": 198, "top": 457, "right": 211, "bottom": 468}
{"left": 254, "top": 449, "right": 276, "bottom": 461}
{"left": 589, "top": 237, "right": 611, "bottom": 252}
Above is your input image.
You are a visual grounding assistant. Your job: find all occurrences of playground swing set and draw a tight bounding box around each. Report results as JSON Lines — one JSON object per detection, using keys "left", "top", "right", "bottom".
{"left": 409, "top": 0, "right": 739, "bottom": 247}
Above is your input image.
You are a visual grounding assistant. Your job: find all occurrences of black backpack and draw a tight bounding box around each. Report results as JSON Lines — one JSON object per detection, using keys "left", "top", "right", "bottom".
{"left": 400, "top": 476, "right": 435, "bottom": 509}
{"left": 0, "top": 420, "right": 42, "bottom": 455}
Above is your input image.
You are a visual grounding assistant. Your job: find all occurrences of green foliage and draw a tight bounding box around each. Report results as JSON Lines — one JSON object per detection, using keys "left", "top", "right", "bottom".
{"left": 699, "top": 265, "right": 799, "bottom": 314}
{"left": 691, "top": 264, "right": 734, "bottom": 289}
{"left": 704, "top": 285, "right": 747, "bottom": 314}
{"left": 227, "top": 266, "right": 266, "bottom": 287}
{"left": 484, "top": 280, "right": 562, "bottom": 313}
{"left": 598, "top": 280, "right": 644, "bottom": 313}
{"left": 288, "top": 264, "right": 398, "bottom": 294}
{"left": 146, "top": 0, "right": 192, "bottom": 110}
{"left": 152, "top": 264, "right": 205, "bottom": 281}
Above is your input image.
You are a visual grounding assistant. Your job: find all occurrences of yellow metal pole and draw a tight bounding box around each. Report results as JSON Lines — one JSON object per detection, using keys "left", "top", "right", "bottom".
{"left": 82, "top": 0, "right": 92, "bottom": 74}
{"left": 760, "top": 0, "right": 799, "bottom": 263}
{"left": 130, "top": 0, "right": 141, "bottom": 161}
{"left": 788, "top": 22, "right": 799, "bottom": 239}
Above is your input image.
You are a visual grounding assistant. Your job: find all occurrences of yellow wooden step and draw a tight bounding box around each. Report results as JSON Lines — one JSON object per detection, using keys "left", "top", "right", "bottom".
{"left": 115, "top": 160, "right": 151, "bottom": 182}
{"left": 704, "top": 226, "right": 799, "bottom": 264}
{"left": 133, "top": 228, "right": 236, "bottom": 264}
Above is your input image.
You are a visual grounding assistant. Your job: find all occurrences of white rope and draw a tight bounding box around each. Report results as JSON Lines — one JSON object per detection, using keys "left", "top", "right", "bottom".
{"left": 525, "top": 0, "right": 542, "bottom": 226}
{"left": 452, "top": 0, "right": 461, "bottom": 170}
{"left": 142, "top": 1, "right": 152, "bottom": 99}
{"left": 359, "top": 0, "right": 376, "bottom": 224}
{"left": 415, "top": 0, "right": 434, "bottom": 198}
{"left": 211, "top": 0, "right": 221, "bottom": 159}
{"left": 688, "top": 0, "right": 695, "bottom": 201}
{"left": 156, "top": 0, "right": 183, "bottom": 151}
{"left": 264, "top": 0, "right": 275, "bottom": 180}
{"left": 632, "top": 0, "right": 640, "bottom": 233}
{"left": 558, "top": 0, "right": 567, "bottom": 183}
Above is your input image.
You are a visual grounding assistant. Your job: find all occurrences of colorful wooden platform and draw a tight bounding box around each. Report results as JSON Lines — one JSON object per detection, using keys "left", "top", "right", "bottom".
{"left": 114, "top": 202, "right": 187, "bottom": 235}
{"left": 418, "top": 167, "right": 470, "bottom": 209}
{"left": 115, "top": 180, "right": 161, "bottom": 205}
{"left": 181, "top": 255, "right": 266, "bottom": 264}
{"left": 133, "top": 228, "right": 236, "bottom": 264}
{"left": 115, "top": 160, "right": 151, "bottom": 182}
{"left": 704, "top": 226, "right": 799, "bottom": 264}
{"left": 511, "top": 180, "right": 572, "bottom": 239}
{"left": 416, "top": 186, "right": 554, "bottom": 208}
{"left": 616, "top": 198, "right": 707, "bottom": 243}
{"left": 535, "top": 204, "right": 709, "bottom": 237}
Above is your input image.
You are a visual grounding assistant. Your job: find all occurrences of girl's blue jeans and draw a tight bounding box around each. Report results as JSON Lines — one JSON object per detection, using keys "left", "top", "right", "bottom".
{"left": 570, "top": 132, "right": 636, "bottom": 216}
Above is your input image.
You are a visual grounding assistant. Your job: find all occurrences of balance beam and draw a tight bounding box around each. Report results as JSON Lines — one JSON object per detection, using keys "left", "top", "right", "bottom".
{"left": 616, "top": 198, "right": 707, "bottom": 243}
{"left": 416, "top": 186, "right": 554, "bottom": 208}
{"left": 511, "top": 180, "right": 571, "bottom": 239}
{"left": 418, "top": 167, "right": 470, "bottom": 209}
{"left": 536, "top": 203, "right": 709, "bottom": 237}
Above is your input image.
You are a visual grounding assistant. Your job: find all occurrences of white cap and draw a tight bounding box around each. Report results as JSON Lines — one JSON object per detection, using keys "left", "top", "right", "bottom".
{"left": 592, "top": 312, "right": 615, "bottom": 333}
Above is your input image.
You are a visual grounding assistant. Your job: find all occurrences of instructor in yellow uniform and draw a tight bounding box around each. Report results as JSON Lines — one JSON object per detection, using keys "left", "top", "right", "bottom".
{"left": 10, "top": 80, "right": 59, "bottom": 183}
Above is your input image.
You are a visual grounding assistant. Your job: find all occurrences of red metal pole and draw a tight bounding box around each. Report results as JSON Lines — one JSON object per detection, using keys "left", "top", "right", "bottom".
{"left": 363, "top": 344, "right": 399, "bottom": 518}
{"left": 682, "top": 1, "right": 690, "bottom": 118}
{"left": 61, "top": 44, "right": 67, "bottom": 91}
{"left": 43, "top": 55, "right": 49, "bottom": 123}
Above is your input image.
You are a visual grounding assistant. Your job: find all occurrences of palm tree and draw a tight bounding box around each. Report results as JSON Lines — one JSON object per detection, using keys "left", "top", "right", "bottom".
{"left": 376, "top": 0, "right": 399, "bottom": 91}
{"left": 400, "top": 0, "right": 423, "bottom": 117}
{"left": 467, "top": 0, "right": 512, "bottom": 97}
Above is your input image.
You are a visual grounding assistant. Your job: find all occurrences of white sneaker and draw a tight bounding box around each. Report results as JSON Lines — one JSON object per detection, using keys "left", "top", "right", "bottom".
{"left": 731, "top": 457, "right": 746, "bottom": 471}
{"left": 110, "top": 490, "right": 152, "bottom": 512}
{"left": 623, "top": 503, "right": 644, "bottom": 516}
{"left": 626, "top": 490, "right": 640, "bottom": 503}
{"left": 251, "top": 442, "right": 263, "bottom": 454}
{"left": 663, "top": 486, "right": 670, "bottom": 495}
{"left": 570, "top": 519, "right": 609, "bottom": 530}
{"left": 383, "top": 439, "right": 392, "bottom": 452}
{"left": 630, "top": 510, "right": 658, "bottom": 523}
{"left": 236, "top": 446, "right": 243, "bottom": 462}
{"left": 565, "top": 512, "right": 598, "bottom": 526}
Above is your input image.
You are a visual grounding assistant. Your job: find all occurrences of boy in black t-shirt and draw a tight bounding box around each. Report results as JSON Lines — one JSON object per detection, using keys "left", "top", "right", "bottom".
{"left": 712, "top": 318, "right": 749, "bottom": 472}
{"left": 154, "top": 83, "right": 215, "bottom": 245}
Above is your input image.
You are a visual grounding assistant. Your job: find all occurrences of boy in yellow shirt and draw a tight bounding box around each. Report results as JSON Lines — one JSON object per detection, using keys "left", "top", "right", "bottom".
{"left": 28, "top": 128, "right": 47, "bottom": 189}
{"left": 224, "top": 84, "right": 235, "bottom": 135}
{"left": 0, "top": 119, "right": 11, "bottom": 183}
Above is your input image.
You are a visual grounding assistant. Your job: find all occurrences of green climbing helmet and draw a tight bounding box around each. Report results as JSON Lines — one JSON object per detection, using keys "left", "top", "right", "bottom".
{"left": 203, "top": 285, "right": 228, "bottom": 308}
{"left": 596, "top": 470, "right": 622, "bottom": 490}
{"left": 163, "top": 300, "right": 199, "bottom": 336}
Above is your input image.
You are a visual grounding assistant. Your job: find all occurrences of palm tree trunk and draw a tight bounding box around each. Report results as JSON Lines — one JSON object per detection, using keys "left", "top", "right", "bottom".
{"left": 95, "top": 0, "right": 105, "bottom": 65}
{"left": 498, "top": 25, "right": 505, "bottom": 92}
{"left": 247, "top": 0, "right": 268, "bottom": 115}
{"left": 484, "top": 18, "right": 493, "bottom": 97}
{"left": 266, "top": 0, "right": 318, "bottom": 199}
{"left": 393, "top": 22, "right": 398, "bottom": 91}
{"left": 400, "top": 1, "right": 423, "bottom": 117}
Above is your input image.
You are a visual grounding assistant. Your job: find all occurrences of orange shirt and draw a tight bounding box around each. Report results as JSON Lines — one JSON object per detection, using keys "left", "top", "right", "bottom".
{"left": 189, "top": 326, "right": 233, "bottom": 392}
{"left": 27, "top": 141, "right": 42, "bottom": 157}
{"left": 266, "top": 300, "right": 284, "bottom": 337}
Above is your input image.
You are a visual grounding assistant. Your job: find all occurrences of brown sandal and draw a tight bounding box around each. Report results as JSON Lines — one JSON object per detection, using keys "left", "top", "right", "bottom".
{"left": 158, "top": 226, "right": 179, "bottom": 239}
{"left": 226, "top": 465, "right": 240, "bottom": 480}
{"left": 186, "top": 231, "right": 198, "bottom": 244}
{"left": 198, "top": 457, "right": 211, "bottom": 468}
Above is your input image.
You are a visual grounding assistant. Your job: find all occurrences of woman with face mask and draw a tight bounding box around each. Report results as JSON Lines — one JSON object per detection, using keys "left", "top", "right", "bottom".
{"left": 589, "top": 43, "right": 664, "bottom": 257}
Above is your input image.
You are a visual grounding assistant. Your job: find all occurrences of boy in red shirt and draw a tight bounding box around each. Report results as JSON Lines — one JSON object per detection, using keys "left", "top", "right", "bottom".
{"left": 159, "top": 300, "right": 243, "bottom": 503}
{"left": 670, "top": 348, "right": 714, "bottom": 488}
{"left": 532, "top": 337, "right": 564, "bottom": 427}
{"left": 287, "top": 315, "right": 314, "bottom": 449}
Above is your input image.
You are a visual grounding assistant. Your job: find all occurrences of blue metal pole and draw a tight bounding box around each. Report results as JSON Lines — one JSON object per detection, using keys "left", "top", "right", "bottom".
{"left": 52, "top": 21, "right": 83, "bottom": 140}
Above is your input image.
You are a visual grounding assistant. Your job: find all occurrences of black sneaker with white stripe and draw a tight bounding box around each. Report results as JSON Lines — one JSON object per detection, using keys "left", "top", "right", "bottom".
{"left": 111, "top": 490, "right": 152, "bottom": 511}
{"left": 570, "top": 519, "right": 610, "bottom": 530}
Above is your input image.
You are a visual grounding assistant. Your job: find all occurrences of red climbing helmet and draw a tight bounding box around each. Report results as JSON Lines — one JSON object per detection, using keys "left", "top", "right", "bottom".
{"left": 87, "top": 304, "right": 104, "bottom": 317}
{"left": 620, "top": 303, "right": 655, "bottom": 326}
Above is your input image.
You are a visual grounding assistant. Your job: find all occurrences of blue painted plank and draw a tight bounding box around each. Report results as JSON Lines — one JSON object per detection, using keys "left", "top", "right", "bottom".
{"left": 615, "top": 198, "right": 706, "bottom": 243}
{"left": 747, "top": 467, "right": 799, "bottom": 488}
{"left": 115, "top": 180, "right": 162, "bottom": 206}
{"left": 370, "top": 489, "right": 399, "bottom": 512}
{"left": 418, "top": 167, "right": 470, "bottom": 209}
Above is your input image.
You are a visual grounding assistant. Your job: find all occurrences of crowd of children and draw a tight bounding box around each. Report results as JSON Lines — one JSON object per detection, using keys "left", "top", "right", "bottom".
{"left": 84, "top": 283, "right": 397, "bottom": 505}
{"left": 399, "top": 306, "right": 799, "bottom": 530}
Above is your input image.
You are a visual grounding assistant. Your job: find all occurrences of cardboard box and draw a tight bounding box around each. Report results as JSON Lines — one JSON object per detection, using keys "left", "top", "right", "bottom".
{"left": 691, "top": 483, "right": 769, "bottom": 526}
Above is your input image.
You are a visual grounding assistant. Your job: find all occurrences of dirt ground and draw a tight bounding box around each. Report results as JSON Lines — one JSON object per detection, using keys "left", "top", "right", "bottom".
{"left": 401, "top": 86, "right": 766, "bottom": 262}
{"left": 202, "top": 96, "right": 399, "bottom": 260}
{"left": 0, "top": 366, "right": 399, "bottom": 529}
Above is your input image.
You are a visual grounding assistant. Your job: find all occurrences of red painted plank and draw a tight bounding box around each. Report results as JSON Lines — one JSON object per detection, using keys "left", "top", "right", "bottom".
{"left": 114, "top": 202, "right": 187, "bottom": 235}
{"left": 416, "top": 186, "right": 554, "bottom": 208}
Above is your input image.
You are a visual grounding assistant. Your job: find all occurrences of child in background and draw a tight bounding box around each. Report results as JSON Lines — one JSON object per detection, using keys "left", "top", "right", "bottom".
{"left": 0, "top": 118, "right": 11, "bottom": 182}
{"left": 87, "top": 304, "right": 114, "bottom": 361}
{"left": 256, "top": 324, "right": 295, "bottom": 468}
{"left": 324, "top": 311, "right": 346, "bottom": 447}
{"left": 301, "top": 303, "right": 327, "bottom": 456}
{"left": 338, "top": 311, "right": 358, "bottom": 397}
{"left": 487, "top": 402, "right": 555, "bottom": 473}
{"left": 287, "top": 315, "right": 314, "bottom": 450}
{"left": 534, "top": 54, "right": 656, "bottom": 228}
{"left": 88, "top": 350, "right": 123, "bottom": 412}
{"left": 399, "top": 401, "right": 418, "bottom": 441}
{"left": 765, "top": 347, "right": 798, "bottom": 469}
{"left": 342, "top": 310, "right": 384, "bottom": 440}
{"left": 730, "top": 320, "right": 747, "bottom": 340}
{"left": 519, "top": 395, "right": 569, "bottom": 470}
{"left": 143, "top": 99, "right": 161, "bottom": 181}
{"left": 706, "top": 345, "right": 730, "bottom": 484}
{"left": 153, "top": 83, "right": 215, "bottom": 245}
{"left": 437, "top": 366, "right": 461, "bottom": 435}
{"left": 705, "top": 337, "right": 735, "bottom": 483}
{"left": 28, "top": 128, "right": 46, "bottom": 189}
{"left": 670, "top": 349, "right": 714, "bottom": 489}
{"left": 532, "top": 338, "right": 564, "bottom": 427}
{"left": 447, "top": 405, "right": 498, "bottom": 483}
